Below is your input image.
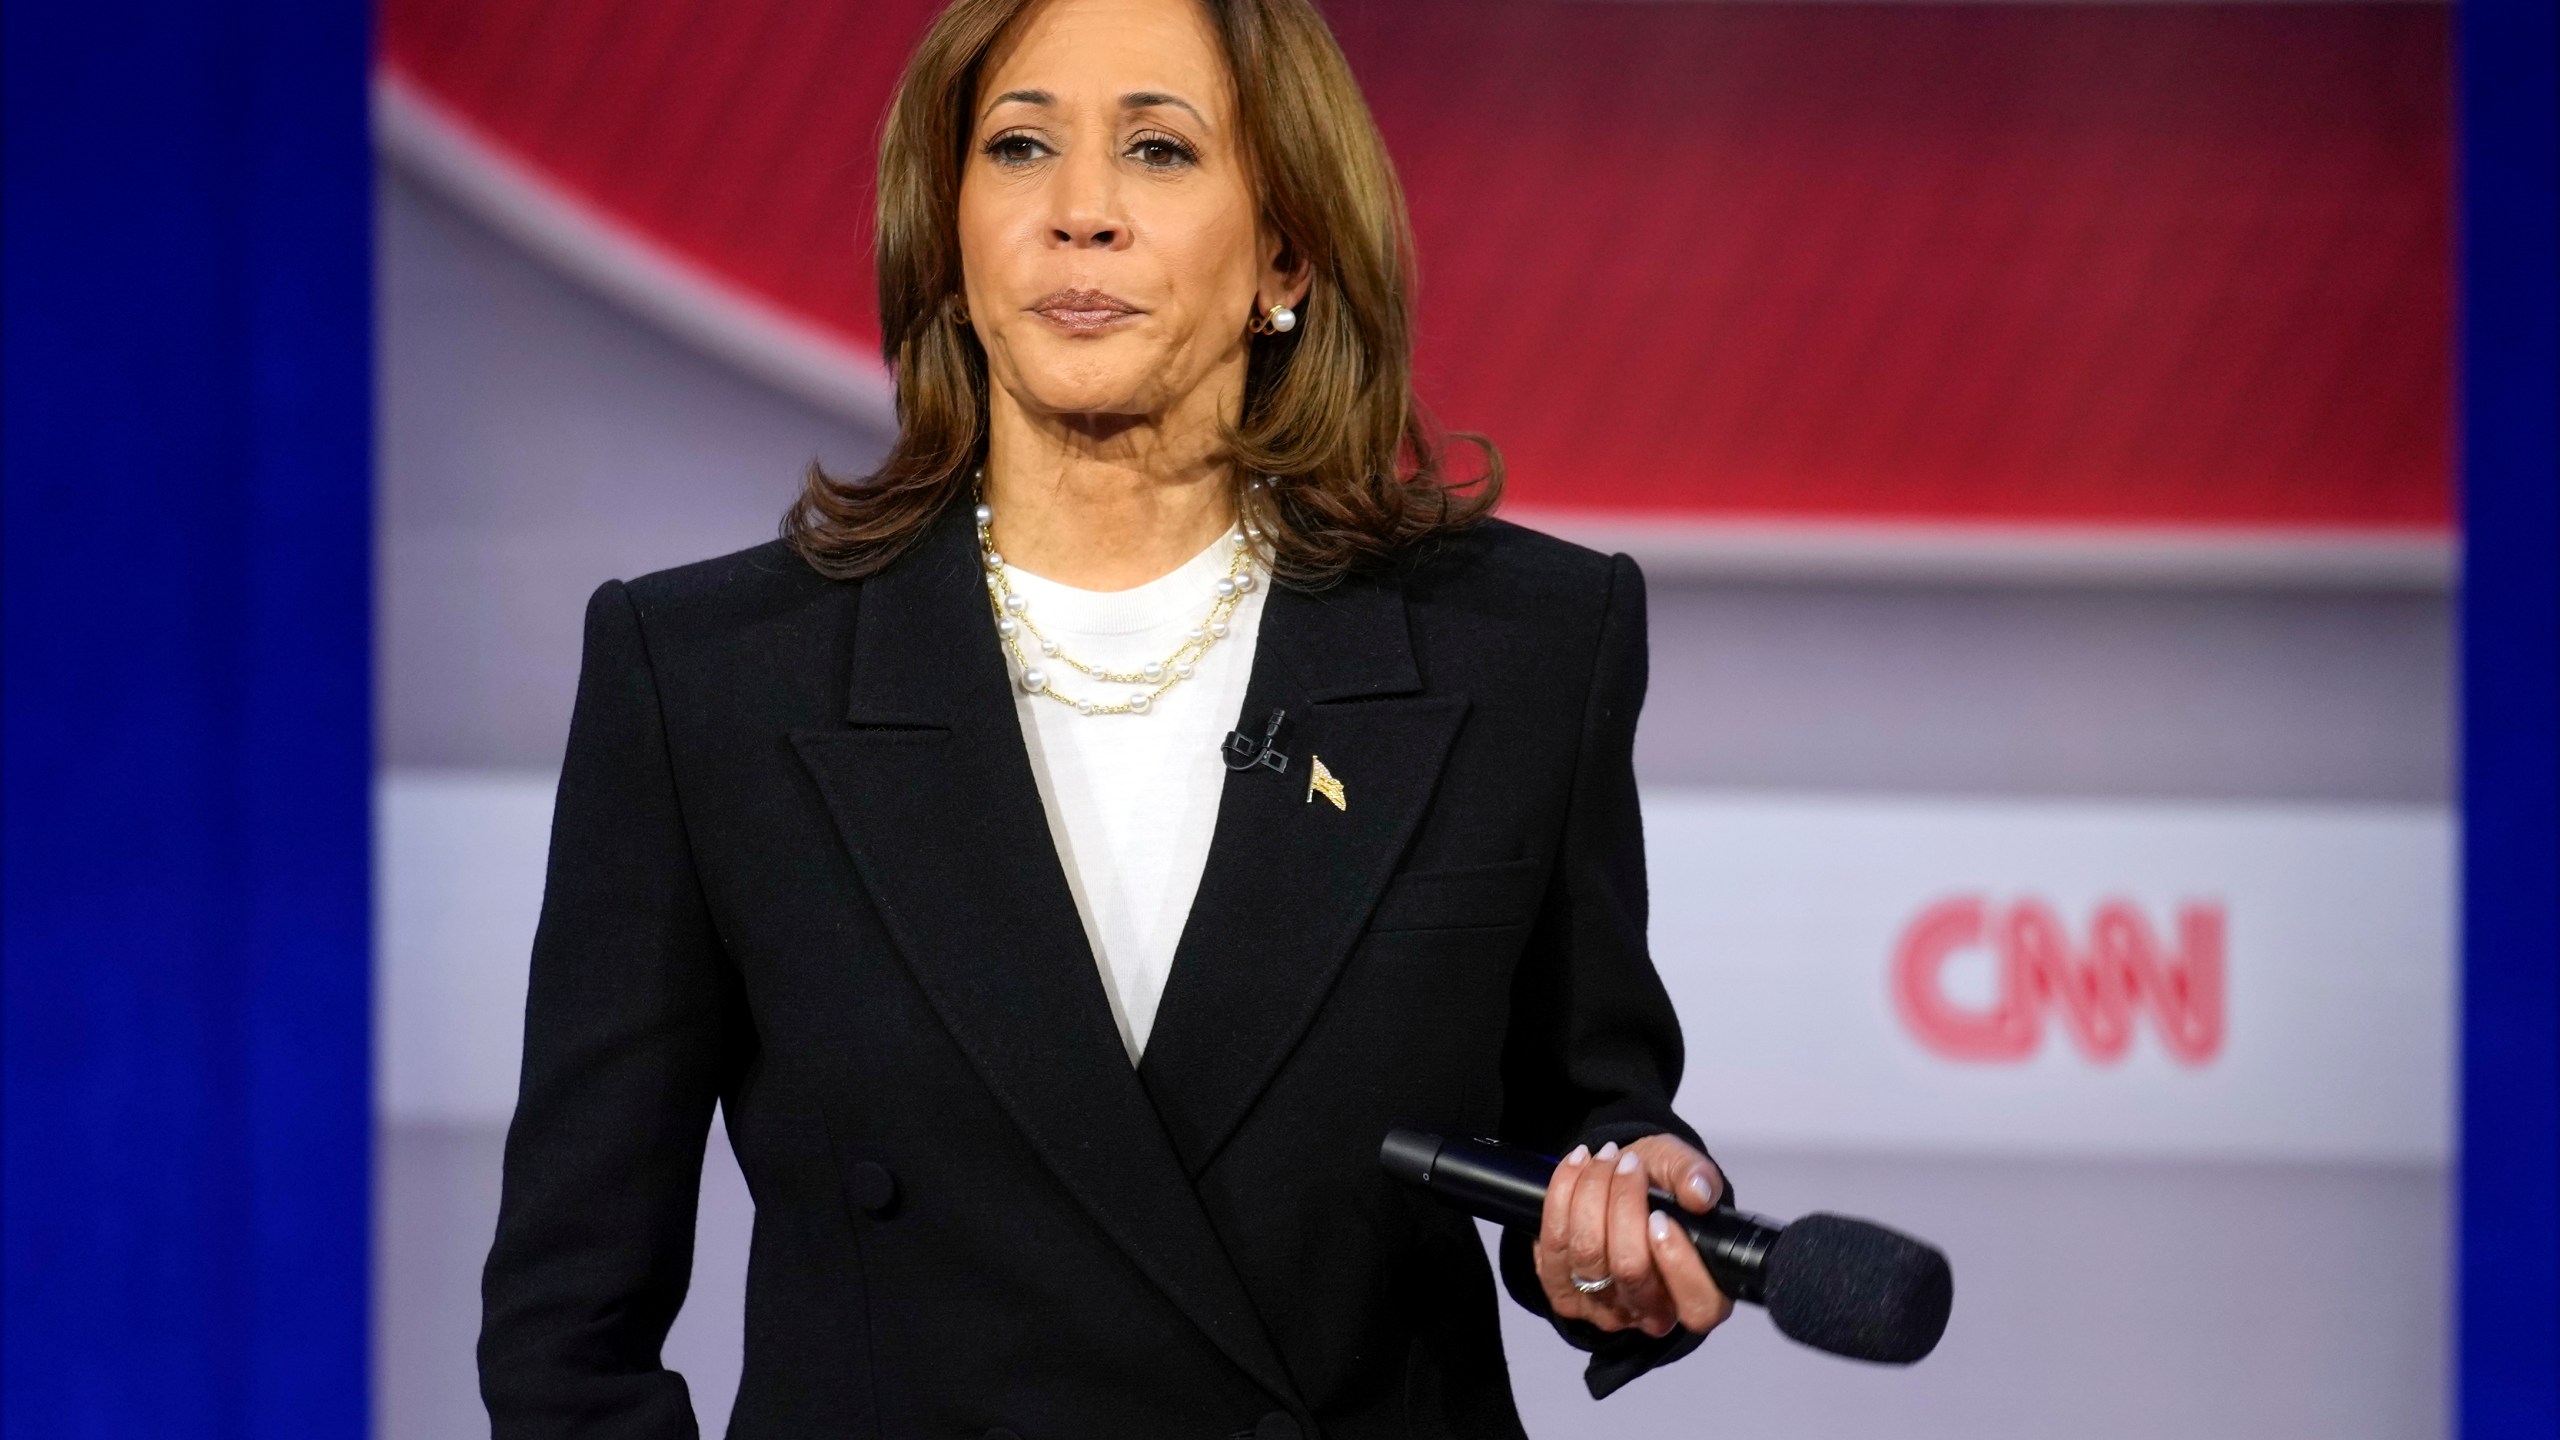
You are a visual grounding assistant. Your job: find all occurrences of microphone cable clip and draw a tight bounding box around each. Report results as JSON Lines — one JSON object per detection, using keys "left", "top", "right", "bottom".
{"left": 1222, "top": 707, "right": 1291, "bottom": 774}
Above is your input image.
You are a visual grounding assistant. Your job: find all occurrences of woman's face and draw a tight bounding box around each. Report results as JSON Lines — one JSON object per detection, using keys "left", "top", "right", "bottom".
{"left": 959, "top": 0, "right": 1293, "bottom": 428}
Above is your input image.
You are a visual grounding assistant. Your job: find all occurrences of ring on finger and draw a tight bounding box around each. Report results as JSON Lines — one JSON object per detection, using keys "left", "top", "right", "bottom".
{"left": 1569, "top": 1271, "right": 1615, "bottom": 1295}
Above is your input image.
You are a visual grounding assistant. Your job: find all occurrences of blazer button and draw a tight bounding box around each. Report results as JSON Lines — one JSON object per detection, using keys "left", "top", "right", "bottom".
{"left": 845, "top": 1160, "right": 896, "bottom": 1215}
{"left": 1254, "top": 1412, "right": 1302, "bottom": 1440}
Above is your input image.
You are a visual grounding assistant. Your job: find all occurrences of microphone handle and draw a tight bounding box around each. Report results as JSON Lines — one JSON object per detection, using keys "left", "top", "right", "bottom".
{"left": 1382, "top": 1130, "right": 1778, "bottom": 1305}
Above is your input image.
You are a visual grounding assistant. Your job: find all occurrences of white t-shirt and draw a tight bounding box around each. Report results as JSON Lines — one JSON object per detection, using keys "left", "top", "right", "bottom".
{"left": 1000, "top": 531, "right": 1267, "bottom": 1063}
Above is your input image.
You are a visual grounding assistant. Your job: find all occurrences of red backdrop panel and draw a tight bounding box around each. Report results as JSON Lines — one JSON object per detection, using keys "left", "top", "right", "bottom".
{"left": 380, "top": 0, "right": 2449, "bottom": 531}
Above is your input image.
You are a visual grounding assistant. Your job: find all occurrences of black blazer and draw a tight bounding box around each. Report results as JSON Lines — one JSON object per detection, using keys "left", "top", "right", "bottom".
{"left": 478, "top": 500, "right": 1720, "bottom": 1440}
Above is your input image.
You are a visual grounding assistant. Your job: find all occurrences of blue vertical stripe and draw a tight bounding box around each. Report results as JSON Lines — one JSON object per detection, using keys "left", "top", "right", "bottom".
{"left": 2, "top": 2, "right": 372, "bottom": 1435}
{"left": 2458, "top": 0, "right": 2560, "bottom": 1435}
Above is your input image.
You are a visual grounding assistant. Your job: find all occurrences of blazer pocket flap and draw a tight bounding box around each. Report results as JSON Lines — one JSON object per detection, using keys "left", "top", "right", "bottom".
{"left": 1367, "top": 858, "right": 1548, "bottom": 934}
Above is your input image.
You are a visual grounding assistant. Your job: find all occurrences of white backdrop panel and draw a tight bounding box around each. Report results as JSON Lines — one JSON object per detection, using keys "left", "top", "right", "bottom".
{"left": 382, "top": 773, "right": 2452, "bottom": 1163}
{"left": 1650, "top": 792, "right": 2451, "bottom": 1163}
{"left": 378, "top": 769, "right": 549, "bottom": 1125}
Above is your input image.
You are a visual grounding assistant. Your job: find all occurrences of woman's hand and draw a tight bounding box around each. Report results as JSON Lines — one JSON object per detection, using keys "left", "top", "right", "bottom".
{"left": 1532, "top": 1135, "right": 1735, "bottom": 1339}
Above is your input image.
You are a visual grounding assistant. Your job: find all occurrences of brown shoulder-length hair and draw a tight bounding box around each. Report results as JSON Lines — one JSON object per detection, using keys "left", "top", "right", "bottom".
{"left": 782, "top": 0, "right": 1500, "bottom": 585}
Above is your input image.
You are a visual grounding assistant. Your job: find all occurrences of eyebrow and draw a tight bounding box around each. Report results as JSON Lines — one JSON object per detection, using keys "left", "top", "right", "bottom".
{"left": 1120, "top": 91, "right": 1206, "bottom": 126}
{"left": 983, "top": 88, "right": 1054, "bottom": 120}
{"left": 978, "top": 88, "right": 1207, "bottom": 128}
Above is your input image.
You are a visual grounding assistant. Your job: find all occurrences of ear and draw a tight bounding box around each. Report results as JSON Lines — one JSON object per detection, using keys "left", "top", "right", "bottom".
{"left": 1257, "top": 228, "right": 1314, "bottom": 314}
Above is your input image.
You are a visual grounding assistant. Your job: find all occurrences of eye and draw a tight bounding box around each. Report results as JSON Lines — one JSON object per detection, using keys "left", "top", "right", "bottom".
{"left": 1126, "top": 131, "right": 1198, "bottom": 170}
{"left": 982, "top": 132, "right": 1052, "bottom": 167}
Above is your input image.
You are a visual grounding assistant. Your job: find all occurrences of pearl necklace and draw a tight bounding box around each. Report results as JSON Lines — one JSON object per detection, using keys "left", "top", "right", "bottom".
{"left": 976, "top": 500, "right": 1261, "bottom": 716}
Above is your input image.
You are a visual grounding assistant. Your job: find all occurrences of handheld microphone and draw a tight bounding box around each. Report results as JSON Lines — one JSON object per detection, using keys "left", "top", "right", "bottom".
{"left": 1380, "top": 1129, "right": 1952, "bottom": 1364}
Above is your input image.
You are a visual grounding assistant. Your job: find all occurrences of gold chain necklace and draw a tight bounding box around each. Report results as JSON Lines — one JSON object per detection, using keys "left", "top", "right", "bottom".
{"left": 976, "top": 500, "right": 1260, "bottom": 716}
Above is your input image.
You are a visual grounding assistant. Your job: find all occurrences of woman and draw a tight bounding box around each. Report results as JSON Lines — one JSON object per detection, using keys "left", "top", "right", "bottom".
{"left": 479, "top": 0, "right": 1732, "bottom": 1434}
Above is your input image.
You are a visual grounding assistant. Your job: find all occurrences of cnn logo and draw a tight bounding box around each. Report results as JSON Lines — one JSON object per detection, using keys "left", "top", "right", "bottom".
{"left": 1892, "top": 896, "right": 2226, "bottom": 1066}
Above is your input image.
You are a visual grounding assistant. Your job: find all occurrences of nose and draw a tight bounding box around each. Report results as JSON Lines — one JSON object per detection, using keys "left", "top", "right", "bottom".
{"left": 1047, "top": 145, "right": 1127, "bottom": 251}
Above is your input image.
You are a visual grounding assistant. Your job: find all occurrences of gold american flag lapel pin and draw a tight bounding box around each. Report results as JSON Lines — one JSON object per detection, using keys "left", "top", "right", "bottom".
{"left": 1306, "top": 754, "right": 1346, "bottom": 811}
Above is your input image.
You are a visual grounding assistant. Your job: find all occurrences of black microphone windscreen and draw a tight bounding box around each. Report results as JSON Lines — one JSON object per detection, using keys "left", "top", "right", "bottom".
{"left": 1761, "top": 1213, "right": 1953, "bottom": 1365}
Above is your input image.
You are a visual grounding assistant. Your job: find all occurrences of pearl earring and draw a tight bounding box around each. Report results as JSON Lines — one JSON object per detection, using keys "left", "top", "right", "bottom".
{"left": 1250, "top": 302, "right": 1298, "bottom": 336}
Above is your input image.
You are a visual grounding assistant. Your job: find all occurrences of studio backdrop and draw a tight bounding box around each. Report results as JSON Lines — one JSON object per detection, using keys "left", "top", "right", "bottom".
{"left": 366, "top": 4, "right": 2460, "bottom": 1438}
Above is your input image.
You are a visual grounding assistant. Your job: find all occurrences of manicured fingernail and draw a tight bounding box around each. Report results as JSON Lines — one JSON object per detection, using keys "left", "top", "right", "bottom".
{"left": 1688, "top": 1173, "right": 1715, "bottom": 1203}
{"left": 1596, "top": 1141, "right": 1619, "bottom": 1160}
{"left": 1564, "top": 1145, "right": 1589, "bottom": 1166}
{"left": 1616, "top": 1149, "right": 1642, "bottom": 1175}
{"left": 1649, "top": 1211, "right": 1673, "bottom": 1243}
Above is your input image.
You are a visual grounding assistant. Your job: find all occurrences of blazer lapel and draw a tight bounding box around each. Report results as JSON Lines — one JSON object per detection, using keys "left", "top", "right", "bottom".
{"left": 789, "top": 503, "right": 1298, "bottom": 1405}
{"left": 1138, "top": 569, "right": 1469, "bottom": 1175}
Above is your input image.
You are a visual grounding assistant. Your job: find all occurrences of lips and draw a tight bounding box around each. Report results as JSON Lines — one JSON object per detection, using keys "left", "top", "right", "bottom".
{"left": 1028, "top": 288, "right": 1142, "bottom": 332}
